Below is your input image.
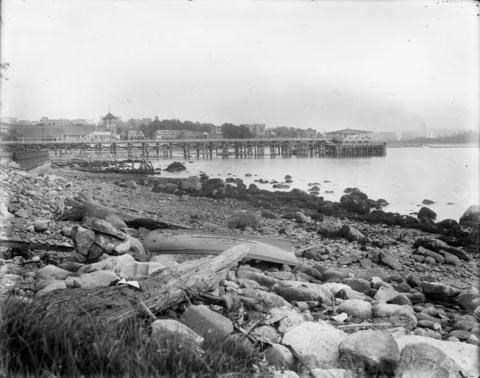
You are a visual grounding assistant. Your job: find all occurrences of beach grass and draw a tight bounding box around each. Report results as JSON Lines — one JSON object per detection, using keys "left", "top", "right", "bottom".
{"left": 0, "top": 297, "right": 262, "bottom": 377}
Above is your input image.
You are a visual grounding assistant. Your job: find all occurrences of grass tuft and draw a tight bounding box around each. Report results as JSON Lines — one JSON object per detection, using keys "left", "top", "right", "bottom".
{"left": 0, "top": 297, "right": 262, "bottom": 377}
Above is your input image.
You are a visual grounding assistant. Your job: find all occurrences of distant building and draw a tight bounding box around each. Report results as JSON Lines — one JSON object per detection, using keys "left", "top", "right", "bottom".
{"left": 242, "top": 124, "right": 266, "bottom": 137}
{"left": 180, "top": 130, "right": 208, "bottom": 139}
{"left": 71, "top": 118, "right": 96, "bottom": 126}
{"left": 0, "top": 117, "right": 17, "bottom": 124}
{"left": 4, "top": 123, "right": 95, "bottom": 142}
{"left": 154, "top": 130, "right": 181, "bottom": 140}
{"left": 127, "top": 130, "right": 145, "bottom": 140}
{"left": 100, "top": 112, "right": 121, "bottom": 131}
{"left": 295, "top": 129, "right": 318, "bottom": 138}
{"left": 325, "top": 128, "right": 373, "bottom": 144}
{"left": 208, "top": 125, "right": 223, "bottom": 136}
{"left": 154, "top": 129, "right": 208, "bottom": 140}
{"left": 87, "top": 131, "right": 115, "bottom": 142}
{"left": 39, "top": 117, "right": 71, "bottom": 127}
{"left": 264, "top": 129, "right": 277, "bottom": 138}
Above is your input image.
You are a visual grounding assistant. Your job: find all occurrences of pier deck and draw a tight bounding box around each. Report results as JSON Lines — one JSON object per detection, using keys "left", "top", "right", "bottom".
{"left": 0, "top": 138, "right": 386, "bottom": 158}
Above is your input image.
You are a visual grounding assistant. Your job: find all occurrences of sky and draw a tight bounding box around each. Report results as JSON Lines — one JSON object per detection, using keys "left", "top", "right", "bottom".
{"left": 1, "top": 0, "right": 479, "bottom": 133}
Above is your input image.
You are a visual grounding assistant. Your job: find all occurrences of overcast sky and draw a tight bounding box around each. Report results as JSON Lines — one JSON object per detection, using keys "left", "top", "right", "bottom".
{"left": 1, "top": 0, "right": 479, "bottom": 132}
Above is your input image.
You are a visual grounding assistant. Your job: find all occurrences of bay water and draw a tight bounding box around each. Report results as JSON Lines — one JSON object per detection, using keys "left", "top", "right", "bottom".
{"left": 153, "top": 146, "right": 479, "bottom": 221}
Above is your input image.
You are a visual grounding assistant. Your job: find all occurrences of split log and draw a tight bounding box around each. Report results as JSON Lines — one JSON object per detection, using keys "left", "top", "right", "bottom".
{"left": 59, "top": 191, "right": 190, "bottom": 229}
{"left": 41, "top": 244, "right": 249, "bottom": 324}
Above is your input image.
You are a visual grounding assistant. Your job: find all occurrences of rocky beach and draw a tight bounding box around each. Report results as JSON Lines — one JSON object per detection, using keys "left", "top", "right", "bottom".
{"left": 1, "top": 159, "right": 479, "bottom": 377}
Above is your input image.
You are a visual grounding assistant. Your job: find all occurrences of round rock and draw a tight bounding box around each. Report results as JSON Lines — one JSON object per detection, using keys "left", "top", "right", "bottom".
{"left": 338, "top": 330, "right": 400, "bottom": 376}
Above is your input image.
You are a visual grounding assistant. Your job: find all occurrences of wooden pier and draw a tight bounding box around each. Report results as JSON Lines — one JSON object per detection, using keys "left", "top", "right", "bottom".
{"left": 0, "top": 138, "right": 386, "bottom": 159}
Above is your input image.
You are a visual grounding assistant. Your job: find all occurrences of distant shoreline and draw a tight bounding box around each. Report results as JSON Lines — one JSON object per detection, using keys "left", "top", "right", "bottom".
{"left": 387, "top": 143, "right": 480, "bottom": 148}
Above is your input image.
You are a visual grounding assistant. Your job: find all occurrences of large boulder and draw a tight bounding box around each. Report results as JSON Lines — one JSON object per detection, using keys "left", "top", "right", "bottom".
{"left": 340, "top": 190, "right": 371, "bottom": 215}
{"left": 151, "top": 319, "right": 204, "bottom": 346}
{"left": 267, "top": 307, "right": 309, "bottom": 334}
{"left": 343, "top": 278, "right": 371, "bottom": 293}
{"left": 459, "top": 205, "right": 480, "bottom": 224}
{"left": 180, "top": 176, "right": 202, "bottom": 192}
{"left": 227, "top": 211, "right": 260, "bottom": 230}
{"left": 366, "top": 210, "right": 397, "bottom": 226}
{"left": 71, "top": 226, "right": 95, "bottom": 256}
{"left": 240, "top": 288, "right": 291, "bottom": 311}
{"left": 320, "top": 282, "right": 365, "bottom": 300}
{"left": 337, "top": 299, "right": 372, "bottom": 320}
{"left": 340, "top": 225, "right": 365, "bottom": 242}
{"left": 123, "top": 235, "right": 150, "bottom": 261}
{"left": 36, "top": 280, "right": 67, "bottom": 296}
{"left": 152, "top": 182, "right": 178, "bottom": 194}
{"left": 422, "top": 281, "right": 460, "bottom": 302}
{"left": 395, "top": 335, "right": 480, "bottom": 378}
{"left": 318, "top": 219, "right": 344, "bottom": 237}
{"left": 33, "top": 219, "right": 49, "bottom": 233}
{"left": 395, "top": 343, "right": 462, "bottom": 378}
{"left": 265, "top": 343, "right": 296, "bottom": 369}
{"left": 282, "top": 321, "right": 348, "bottom": 369}
{"left": 198, "top": 178, "right": 226, "bottom": 198}
{"left": 417, "top": 207, "right": 437, "bottom": 221}
{"left": 165, "top": 161, "right": 186, "bottom": 173}
{"left": 274, "top": 281, "right": 333, "bottom": 305}
{"left": 37, "top": 265, "right": 72, "bottom": 281}
{"left": 454, "top": 290, "right": 480, "bottom": 312}
{"left": 338, "top": 330, "right": 400, "bottom": 376}
{"left": 373, "top": 303, "right": 417, "bottom": 330}
{"left": 413, "top": 238, "right": 471, "bottom": 261}
{"left": 237, "top": 270, "right": 278, "bottom": 288}
{"left": 181, "top": 305, "right": 233, "bottom": 341}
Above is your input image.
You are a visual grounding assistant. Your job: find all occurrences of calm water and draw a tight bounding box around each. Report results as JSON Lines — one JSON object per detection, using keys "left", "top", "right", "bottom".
{"left": 154, "top": 146, "right": 479, "bottom": 221}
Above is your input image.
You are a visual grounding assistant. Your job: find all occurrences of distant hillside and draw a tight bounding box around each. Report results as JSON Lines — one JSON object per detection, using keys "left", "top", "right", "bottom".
{"left": 403, "top": 130, "right": 479, "bottom": 144}
{"left": 384, "top": 130, "right": 478, "bottom": 146}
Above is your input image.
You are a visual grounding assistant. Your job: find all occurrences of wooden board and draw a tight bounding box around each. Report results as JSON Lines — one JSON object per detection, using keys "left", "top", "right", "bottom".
{"left": 143, "top": 230, "right": 298, "bottom": 266}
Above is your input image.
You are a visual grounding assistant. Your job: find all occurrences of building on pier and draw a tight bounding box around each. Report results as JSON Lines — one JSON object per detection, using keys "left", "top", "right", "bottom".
{"left": 325, "top": 128, "right": 373, "bottom": 144}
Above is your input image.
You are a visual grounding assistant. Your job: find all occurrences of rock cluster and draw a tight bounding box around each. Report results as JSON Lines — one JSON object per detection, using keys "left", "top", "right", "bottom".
{"left": 147, "top": 176, "right": 478, "bottom": 250}
{"left": 70, "top": 217, "right": 150, "bottom": 263}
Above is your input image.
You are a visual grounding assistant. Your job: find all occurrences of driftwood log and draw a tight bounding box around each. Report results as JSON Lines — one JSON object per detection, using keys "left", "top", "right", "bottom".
{"left": 59, "top": 191, "right": 190, "bottom": 229}
{"left": 41, "top": 245, "right": 249, "bottom": 323}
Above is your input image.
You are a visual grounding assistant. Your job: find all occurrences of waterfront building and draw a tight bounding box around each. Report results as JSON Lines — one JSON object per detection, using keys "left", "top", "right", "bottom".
{"left": 1, "top": 123, "right": 96, "bottom": 142}
{"left": 325, "top": 128, "right": 373, "bottom": 144}
{"left": 87, "top": 131, "right": 116, "bottom": 142}
{"left": 154, "top": 130, "right": 182, "bottom": 139}
{"left": 180, "top": 130, "right": 208, "bottom": 139}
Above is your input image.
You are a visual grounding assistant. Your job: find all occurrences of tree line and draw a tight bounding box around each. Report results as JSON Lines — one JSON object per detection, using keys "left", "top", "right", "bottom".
{"left": 124, "top": 118, "right": 255, "bottom": 139}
